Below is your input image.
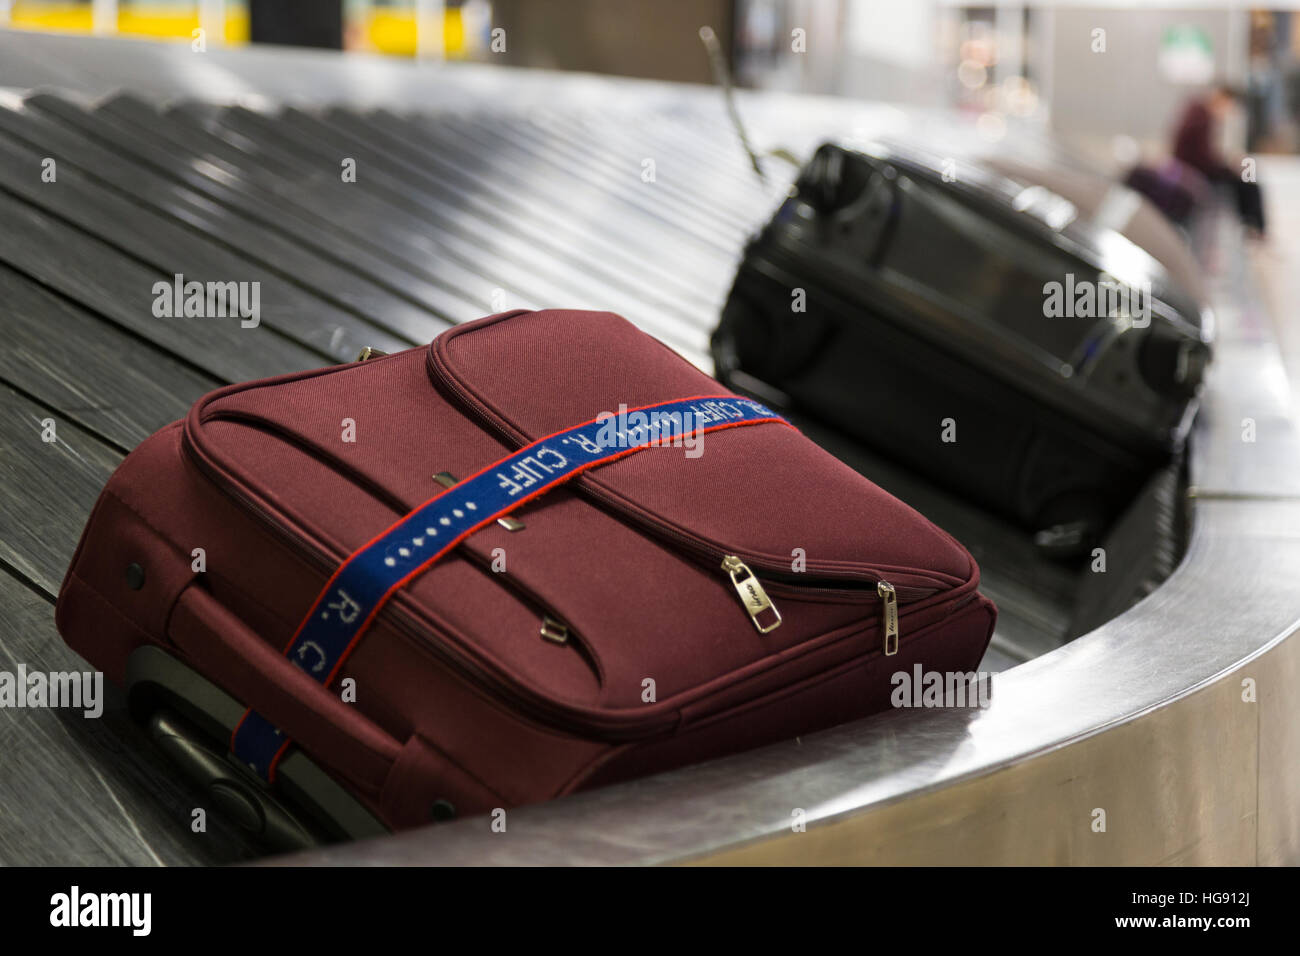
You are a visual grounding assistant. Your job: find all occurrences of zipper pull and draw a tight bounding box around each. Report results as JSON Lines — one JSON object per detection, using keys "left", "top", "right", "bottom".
{"left": 721, "top": 555, "right": 782, "bottom": 634}
{"left": 878, "top": 580, "right": 899, "bottom": 655}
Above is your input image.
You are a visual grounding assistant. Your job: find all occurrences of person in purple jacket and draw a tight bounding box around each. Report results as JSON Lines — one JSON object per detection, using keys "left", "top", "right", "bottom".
{"left": 1172, "top": 84, "right": 1266, "bottom": 236}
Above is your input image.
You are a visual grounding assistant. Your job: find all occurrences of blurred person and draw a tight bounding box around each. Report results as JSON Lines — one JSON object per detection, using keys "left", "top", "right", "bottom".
{"left": 1172, "top": 84, "right": 1266, "bottom": 237}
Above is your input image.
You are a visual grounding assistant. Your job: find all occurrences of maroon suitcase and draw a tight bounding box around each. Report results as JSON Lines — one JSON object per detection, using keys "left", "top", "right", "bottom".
{"left": 56, "top": 309, "right": 996, "bottom": 842}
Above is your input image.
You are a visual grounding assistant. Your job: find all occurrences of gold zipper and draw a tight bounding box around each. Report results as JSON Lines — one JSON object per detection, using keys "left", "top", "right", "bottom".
{"left": 878, "top": 580, "right": 899, "bottom": 655}
{"left": 721, "top": 555, "right": 782, "bottom": 633}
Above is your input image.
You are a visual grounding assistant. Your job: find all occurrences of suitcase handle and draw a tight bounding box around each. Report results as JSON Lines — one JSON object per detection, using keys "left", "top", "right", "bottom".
{"left": 168, "top": 584, "right": 402, "bottom": 796}
{"left": 125, "top": 646, "right": 389, "bottom": 846}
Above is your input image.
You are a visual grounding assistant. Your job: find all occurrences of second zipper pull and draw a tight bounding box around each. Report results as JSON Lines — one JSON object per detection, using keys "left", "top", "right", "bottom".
{"left": 878, "top": 580, "right": 899, "bottom": 655}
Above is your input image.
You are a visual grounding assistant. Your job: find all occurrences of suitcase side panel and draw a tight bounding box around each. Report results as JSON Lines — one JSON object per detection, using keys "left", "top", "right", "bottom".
{"left": 579, "top": 593, "right": 996, "bottom": 792}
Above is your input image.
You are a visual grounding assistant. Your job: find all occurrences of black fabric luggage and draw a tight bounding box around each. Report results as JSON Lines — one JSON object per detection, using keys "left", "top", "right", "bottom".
{"left": 712, "top": 142, "right": 1211, "bottom": 551}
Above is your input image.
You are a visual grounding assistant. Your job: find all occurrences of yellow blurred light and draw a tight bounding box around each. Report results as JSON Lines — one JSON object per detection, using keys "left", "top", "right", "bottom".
{"left": 6, "top": 2, "right": 466, "bottom": 55}
{"left": 354, "top": 7, "right": 466, "bottom": 57}
{"left": 10, "top": 2, "right": 250, "bottom": 45}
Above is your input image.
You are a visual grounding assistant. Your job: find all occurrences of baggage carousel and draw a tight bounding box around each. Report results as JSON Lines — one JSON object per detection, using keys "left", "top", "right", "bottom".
{"left": 0, "top": 30, "right": 1296, "bottom": 865}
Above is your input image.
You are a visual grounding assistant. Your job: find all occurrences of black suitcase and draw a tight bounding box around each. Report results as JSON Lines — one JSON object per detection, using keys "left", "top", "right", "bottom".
{"left": 712, "top": 141, "right": 1212, "bottom": 553}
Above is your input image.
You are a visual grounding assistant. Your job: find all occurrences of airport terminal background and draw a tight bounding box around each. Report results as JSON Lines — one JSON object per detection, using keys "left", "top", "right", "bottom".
{"left": 6, "top": 2, "right": 1295, "bottom": 383}
{"left": 0, "top": 1, "right": 1296, "bottom": 871}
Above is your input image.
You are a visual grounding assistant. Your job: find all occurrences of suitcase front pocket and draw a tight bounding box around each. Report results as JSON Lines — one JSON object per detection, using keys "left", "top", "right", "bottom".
{"left": 450, "top": 485, "right": 932, "bottom": 711}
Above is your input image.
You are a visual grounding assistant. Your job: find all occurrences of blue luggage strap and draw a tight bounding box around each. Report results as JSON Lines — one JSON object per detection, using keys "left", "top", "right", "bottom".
{"left": 231, "top": 394, "right": 790, "bottom": 780}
